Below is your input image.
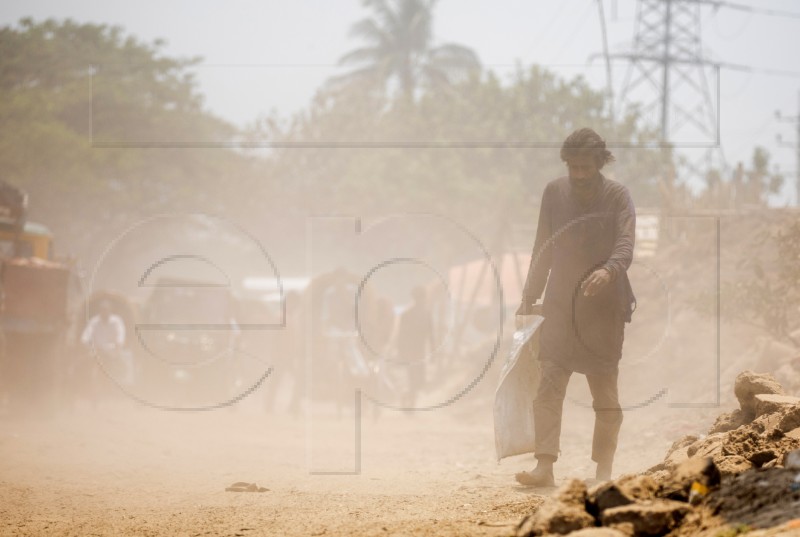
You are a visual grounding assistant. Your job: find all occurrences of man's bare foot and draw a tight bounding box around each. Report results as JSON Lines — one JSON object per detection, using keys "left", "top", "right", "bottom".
{"left": 595, "top": 461, "right": 613, "bottom": 482}
{"left": 514, "top": 467, "right": 555, "bottom": 487}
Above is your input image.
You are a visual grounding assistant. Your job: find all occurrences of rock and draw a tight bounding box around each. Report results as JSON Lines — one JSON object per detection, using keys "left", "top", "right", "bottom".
{"left": 663, "top": 445, "right": 690, "bottom": 469}
{"left": 765, "top": 427, "right": 785, "bottom": 441}
{"left": 687, "top": 433, "right": 725, "bottom": 459}
{"left": 662, "top": 457, "right": 721, "bottom": 500}
{"left": 778, "top": 406, "right": 800, "bottom": 433}
{"left": 647, "top": 469, "right": 671, "bottom": 485}
{"left": 754, "top": 394, "right": 800, "bottom": 418}
{"left": 616, "top": 475, "right": 658, "bottom": 502}
{"left": 751, "top": 410, "right": 784, "bottom": 433}
{"left": 761, "top": 458, "right": 779, "bottom": 469}
{"left": 787, "top": 427, "right": 800, "bottom": 441}
{"left": 515, "top": 479, "right": 595, "bottom": 536}
{"left": 715, "top": 455, "right": 753, "bottom": 476}
{"left": 665, "top": 435, "right": 698, "bottom": 458}
{"left": 660, "top": 435, "right": 700, "bottom": 471}
{"left": 601, "top": 500, "right": 691, "bottom": 536}
{"left": 708, "top": 409, "right": 747, "bottom": 434}
{"left": 516, "top": 502, "right": 595, "bottom": 536}
{"left": 557, "top": 479, "right": 588, "bottom": 506}
{"left": 224, "top": 481, "right": 269, "bottom": 492}
{"left": 587, "top": 482, "right": 633, "bottom": 518}
{"left": 748, "top": 449, "right": 777, "bottom": 468}
{"left": 606, "top": 522, "right": 635, "bottom": 536}
{"left": 645, "top": 461, "right": 665, "bottom": 474}
{"left": 734, "top": 371, "right": 784, "bottom": 419}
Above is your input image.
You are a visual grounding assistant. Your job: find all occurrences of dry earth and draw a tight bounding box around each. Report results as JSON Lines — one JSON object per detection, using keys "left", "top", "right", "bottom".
{"left": 0, "top": 365, "right": 719, "bottom": 537}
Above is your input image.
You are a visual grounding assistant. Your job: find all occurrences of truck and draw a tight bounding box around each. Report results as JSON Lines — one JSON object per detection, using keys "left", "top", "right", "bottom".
{"left": 0, "top": 181, "right": 79, "bottom": 416}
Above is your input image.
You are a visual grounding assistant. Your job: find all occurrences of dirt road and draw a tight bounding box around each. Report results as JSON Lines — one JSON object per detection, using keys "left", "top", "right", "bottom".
{"left": 0, "top": 375, "right": 717, "bottom": 537}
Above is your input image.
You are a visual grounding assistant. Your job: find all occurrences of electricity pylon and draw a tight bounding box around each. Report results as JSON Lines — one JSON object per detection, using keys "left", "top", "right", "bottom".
{"left": 610, "top": 0, "right": 725, "bottom": 179}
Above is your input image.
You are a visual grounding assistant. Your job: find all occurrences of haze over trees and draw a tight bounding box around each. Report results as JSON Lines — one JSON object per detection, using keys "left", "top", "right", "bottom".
{"left": 0, "top": 4, "right": 783, "bottom": 271}
{"left": 0, "top": 18, "right": 261, "bottom": 262}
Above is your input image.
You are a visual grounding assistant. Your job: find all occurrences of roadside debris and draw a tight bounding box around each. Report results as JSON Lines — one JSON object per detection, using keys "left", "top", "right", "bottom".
{"left": 516, "top": 371, "right": 800, "bottom": 536}
{"left": 225, "top": 482, "right": 269, "bottom": 492}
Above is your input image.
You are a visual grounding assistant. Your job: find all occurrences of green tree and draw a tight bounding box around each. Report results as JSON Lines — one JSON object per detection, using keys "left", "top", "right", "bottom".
{"left": 335, "top": 0, "right": 481, "bottom": 101}
{"left": 0, "top": 18, "right": 261, "bottom": 263}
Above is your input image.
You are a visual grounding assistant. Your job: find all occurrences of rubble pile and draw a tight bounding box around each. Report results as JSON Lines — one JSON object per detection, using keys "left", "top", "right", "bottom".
{"left": 516, "top": 371, "right": 800, "bottom": 536}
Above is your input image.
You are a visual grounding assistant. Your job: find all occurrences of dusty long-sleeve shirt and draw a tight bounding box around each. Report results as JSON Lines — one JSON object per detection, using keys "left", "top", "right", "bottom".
{"left": 520, "top": 174, "right": 636, "bottom": 374}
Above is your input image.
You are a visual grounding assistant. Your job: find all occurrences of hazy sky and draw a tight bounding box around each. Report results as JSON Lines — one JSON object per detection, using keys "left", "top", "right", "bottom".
{"left": 3, "top": 0, "right": 800, "bottom": 203}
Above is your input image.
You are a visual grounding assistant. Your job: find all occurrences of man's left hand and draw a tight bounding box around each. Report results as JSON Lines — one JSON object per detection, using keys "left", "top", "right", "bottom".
{"left": 581, "top": 268, "right": 612, "bottom": 297}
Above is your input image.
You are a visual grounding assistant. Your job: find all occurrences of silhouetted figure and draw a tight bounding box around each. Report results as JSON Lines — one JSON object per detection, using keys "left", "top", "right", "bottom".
{"left": 515, "top": 128, "right": 636, "bottom": 487}
{"left": 396, "top": 286, "right": 435, "bottom": 410}
{"left": 81, "top": 300, "right": 132, "bottom": 404}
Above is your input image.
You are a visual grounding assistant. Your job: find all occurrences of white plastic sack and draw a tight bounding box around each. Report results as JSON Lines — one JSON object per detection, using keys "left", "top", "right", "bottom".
{"left": 494, "top": 315, "right": 544, "bottom": 461}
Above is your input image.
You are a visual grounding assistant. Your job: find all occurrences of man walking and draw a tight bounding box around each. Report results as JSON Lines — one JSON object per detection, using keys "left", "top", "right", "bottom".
{"left": 515, "top": 128, "right": 636, "bottom": 486}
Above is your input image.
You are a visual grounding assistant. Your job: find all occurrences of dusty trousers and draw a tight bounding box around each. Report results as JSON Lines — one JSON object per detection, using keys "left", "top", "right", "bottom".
{"left": 533, "top": 361, "right": 623, "bottom": 464}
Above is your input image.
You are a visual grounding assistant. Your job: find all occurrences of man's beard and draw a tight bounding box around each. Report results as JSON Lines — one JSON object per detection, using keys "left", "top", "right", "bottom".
{"left": 569, "top": 174, "right": 600, "bottom": 191}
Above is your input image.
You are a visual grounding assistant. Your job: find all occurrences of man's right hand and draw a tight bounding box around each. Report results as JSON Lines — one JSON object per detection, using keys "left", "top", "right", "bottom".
{"left": 515, "top": 302, "right": 543, "bottom": 330}
{"left": 516, "top": 302, "right": 543, "bottom": 317}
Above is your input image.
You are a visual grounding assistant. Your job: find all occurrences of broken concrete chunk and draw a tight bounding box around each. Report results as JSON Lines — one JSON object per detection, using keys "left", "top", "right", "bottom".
{"left": 778, "top": 406, "right": 800, "bottom": 433}
{"left": 761, "top": 458, "right": 779, "bottom": 469}
{"left": 687, "top": 433, "right": 725, "bottom": 459}
{"left": 556, "top": 479, "right": 589, "bottom": 506}
{"left": 647, "top": 469, "right": 671, "bottom": 485}
{"left": 748, "top": 449, "right": 777, "bottom": 468}
{"left": 516, "top": 480, "right": 596, "bottom": 536}
{"left": 754, "top": 394, "right": 800, "bottom": 418}
{"left": 618, "top": 475, "right": 658, "bottom": 500}
{"left": 662, "top": 457, "right": 721, "bottom": 500}
{"left": 601, "top": 500, "right": 691, "bottom": 537}
{"left": 587, "top": 482, "right": 633, "bottom": 518}
{"left": 714, "top": 455, "right": 753, "bottom": 476}
{"left": 516, "top": 502, "right": 595, "bottom": 536}
{"left": 605, "top": 522, "right": 635, "bottom": 536}
{"left": 662, "top": 437, "right": 701, "bottom": 470}
{"left": 708, "top": 409, "right": 747, "bottom": 435}
{"left": 734, "top": 371, "right": 784, "bottom": 420}
{"left": 663, "top": 446, "right": 690, "bottom": 469}
{"left": 752, "top": 411, "right": 784, "bottom": 435}
{"left": 665, "top": 435, "right": 699, "bottom": 458}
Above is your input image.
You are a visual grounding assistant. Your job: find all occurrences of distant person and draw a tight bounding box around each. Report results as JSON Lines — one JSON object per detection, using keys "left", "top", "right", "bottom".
{"left": 515, "top": 128, "right": 636, "bottom": 487}
{"left": 396, "top": 286, "right": 435, "bottom": 409}
{"left": 82, "top": 301, "right": 125, "bottom": 352}
{"left": 81, "top": 300, "right": 133, "bottom": 386}
{"left": 322, "top": 279, "right": 357, "bottom": 335}
{"left": 264, "top": 290, "right": 303, "bottom": 414}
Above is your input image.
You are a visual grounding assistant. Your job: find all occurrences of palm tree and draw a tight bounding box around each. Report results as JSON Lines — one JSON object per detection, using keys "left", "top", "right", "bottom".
{"left": 335, "top": 0, "right": 481, "bottom": 100}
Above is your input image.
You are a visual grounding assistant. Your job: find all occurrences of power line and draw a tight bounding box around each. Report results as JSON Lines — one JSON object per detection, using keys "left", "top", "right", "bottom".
{"left": 614, "top": 1, "right": 720, "bottom": 146}
{"left": 683, "top": 0, "right": 800, "bottom": 20}
{"left": 597, "top": 52, "right": 800, "bottom": 78}
{"left": 593, "top": 0, "right": 800, "bottom": 187}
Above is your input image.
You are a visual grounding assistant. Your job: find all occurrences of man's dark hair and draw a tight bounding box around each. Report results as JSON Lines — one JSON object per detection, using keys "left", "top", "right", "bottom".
{"left": 560, "top": 128, "right": 615, "bottom": 168}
